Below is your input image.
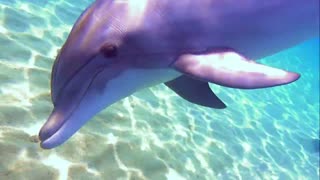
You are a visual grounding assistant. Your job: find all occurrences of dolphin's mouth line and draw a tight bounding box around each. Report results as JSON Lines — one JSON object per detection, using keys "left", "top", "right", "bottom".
{"left": 52, "top": 53, "right": 99, "bottom": 105}
{"left": 40, "top": 67, "right": 105, "bottom": 143}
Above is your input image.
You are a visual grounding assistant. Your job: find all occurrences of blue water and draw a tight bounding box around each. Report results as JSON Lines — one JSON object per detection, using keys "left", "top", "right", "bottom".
{"left": 0, "top": 1, "right": 319, "bottom": 180}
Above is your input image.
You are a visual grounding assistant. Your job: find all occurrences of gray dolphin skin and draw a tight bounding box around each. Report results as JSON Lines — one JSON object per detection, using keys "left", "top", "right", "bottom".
{"left": 39, "top": 0, "right": 319, "bottom": 149}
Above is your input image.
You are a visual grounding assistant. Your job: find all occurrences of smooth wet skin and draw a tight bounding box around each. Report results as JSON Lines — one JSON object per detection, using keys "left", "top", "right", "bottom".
{"left": 39, "top": 0, "right": 319, "bottom": 149}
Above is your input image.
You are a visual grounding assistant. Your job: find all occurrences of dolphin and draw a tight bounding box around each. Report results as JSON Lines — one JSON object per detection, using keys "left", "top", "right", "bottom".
{"left": 39, "top": 0, "right": 319, "bottom": 149}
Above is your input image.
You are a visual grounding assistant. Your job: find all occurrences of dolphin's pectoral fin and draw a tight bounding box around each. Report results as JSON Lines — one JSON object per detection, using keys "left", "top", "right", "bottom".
{"left": 165, "top": 75, "right": 226, "bottom": 109}
{"left": 171, "top": 50, "right": 300, "bottom": 89}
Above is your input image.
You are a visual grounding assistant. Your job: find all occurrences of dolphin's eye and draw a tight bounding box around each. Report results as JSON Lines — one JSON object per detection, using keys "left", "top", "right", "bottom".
{"left": 101, "top": 43, "right": 118, "bottom": 58}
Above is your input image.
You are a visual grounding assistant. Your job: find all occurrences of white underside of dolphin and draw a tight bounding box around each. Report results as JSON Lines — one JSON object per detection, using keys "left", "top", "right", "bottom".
{"left": 38, "top": 0, "right": 319, "bottom": 149}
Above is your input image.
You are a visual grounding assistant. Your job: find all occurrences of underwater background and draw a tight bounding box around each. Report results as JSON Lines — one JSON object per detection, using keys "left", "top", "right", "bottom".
{"left": 0, "top": 0, "right": 319, "bottom": 180}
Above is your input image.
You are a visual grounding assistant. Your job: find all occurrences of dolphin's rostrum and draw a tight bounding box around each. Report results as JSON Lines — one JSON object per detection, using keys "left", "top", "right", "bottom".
{"left": 39, "top": 0, "right": 319, "bottom": 149}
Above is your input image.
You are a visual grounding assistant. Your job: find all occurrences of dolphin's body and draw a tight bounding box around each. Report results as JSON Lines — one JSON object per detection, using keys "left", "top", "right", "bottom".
{"left": 39, "top": 0, "right": 319, "bottom": 149}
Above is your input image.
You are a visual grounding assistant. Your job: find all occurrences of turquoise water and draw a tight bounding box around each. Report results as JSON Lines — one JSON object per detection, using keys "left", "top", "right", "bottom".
{"left": 0, "top": 1, "right": 319, "bottom": 179}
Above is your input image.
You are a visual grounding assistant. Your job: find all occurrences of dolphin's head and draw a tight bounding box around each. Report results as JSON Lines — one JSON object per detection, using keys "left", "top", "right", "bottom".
{"left": 39, "top": 0, "right": 178, "bottom": 149}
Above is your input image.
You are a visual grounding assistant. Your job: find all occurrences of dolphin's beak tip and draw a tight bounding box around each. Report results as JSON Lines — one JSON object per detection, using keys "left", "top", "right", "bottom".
{"left": 40, "top": 141, "right": 53, "bottom": 150}
{"left": 38, "top": 124, "right": 52, "bottom": 142}
{"left": 38, "top": 128, "right": 45, "bottom": 141}
{"left": 39, "top": 130, "right": 59, "bottom": 149}
{"left": 38, "top": 109, "right": 64, "bottom": 142}
{"left": 38, "top": 128, "right": 51, "bottom": 149}
{"left": 38, "top": 108, "right": 76, "bottom": 149}
{"left": 38, "top": 112, "right": 59, "bottom": 149}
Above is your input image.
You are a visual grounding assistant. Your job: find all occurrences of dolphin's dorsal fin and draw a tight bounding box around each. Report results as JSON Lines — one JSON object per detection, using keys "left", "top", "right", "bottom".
{"left": 171, "top": 50, "right": 300, "bottom": 89}
{"left": 165, "top": 75, "right": 226, "bottom": 109}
